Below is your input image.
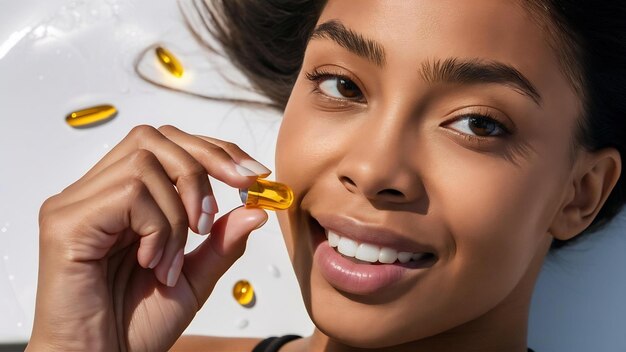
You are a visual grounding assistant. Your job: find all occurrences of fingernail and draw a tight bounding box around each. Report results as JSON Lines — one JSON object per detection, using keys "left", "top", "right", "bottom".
{"left": 148, "top": 248, "right": 164, "bottom": 269}
{"left": 167, "top": 249, "right": 184, "bottom": 287}
{"left": 237, "top": 159, "right": 271, "bottom": 177}
{"left": 234, "top": 163, "right": 257, "bottom": 177}
{"left": 198, "top": 212, "right": 215, "bottom": 235}
{"left": 201, "top": 195, "right": 218, "bottom": 214}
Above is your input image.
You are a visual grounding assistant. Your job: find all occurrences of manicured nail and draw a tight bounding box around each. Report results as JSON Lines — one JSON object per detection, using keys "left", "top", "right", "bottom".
{"left": 148, "top": 248, "right": 164, "bottom": 269}
{"left": 201, "top": 195, "right": 218, "bottom": 214}
{"left": 166, "top": 249, "right": 184, "bottom": 287}
{"left": 198, "top": 212, "right": 215, "bottom": 235}
{"left": 237, "top": 159, "right": 271, "bottom": 177}
{"left": 234, "top": 163, "right": 257, "bottom": 177}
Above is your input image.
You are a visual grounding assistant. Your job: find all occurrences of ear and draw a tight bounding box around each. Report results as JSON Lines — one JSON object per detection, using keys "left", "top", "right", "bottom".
{"left": 549, "top": 147, "right": 622, "bottom": 241}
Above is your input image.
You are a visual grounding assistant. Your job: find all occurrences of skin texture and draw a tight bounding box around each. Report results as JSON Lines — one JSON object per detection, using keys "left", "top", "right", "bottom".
{"left": 275, "top": 0, "right": 621, "bottom": 351}
{"left": 27, "top": 1, "right": 621, "bottom": 351}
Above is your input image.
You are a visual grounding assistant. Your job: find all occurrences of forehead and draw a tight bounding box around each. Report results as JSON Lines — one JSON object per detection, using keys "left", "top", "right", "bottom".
{"left": 314, "top": 0, "right": 579, "bottom": 116}
{"left": 318, "top": 0, "right": 543, "bottom": 64}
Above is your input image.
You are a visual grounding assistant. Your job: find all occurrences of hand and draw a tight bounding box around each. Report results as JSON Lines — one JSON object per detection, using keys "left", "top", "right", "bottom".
{"left": 27, "top": 125, "right": 269, "bottom": 351}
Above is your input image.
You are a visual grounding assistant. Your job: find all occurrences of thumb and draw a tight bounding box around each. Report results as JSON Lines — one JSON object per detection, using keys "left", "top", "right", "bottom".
{"left": 182, "top": 206, "right": 267, "bottom": 305}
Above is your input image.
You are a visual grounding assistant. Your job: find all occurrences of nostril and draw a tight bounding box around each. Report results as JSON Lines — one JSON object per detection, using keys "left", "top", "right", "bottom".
{"left": 378, "top": 189, "right": 404, "bottom": 198}
{"left": 340, "top": 176, "right": 357, "bottom": 188}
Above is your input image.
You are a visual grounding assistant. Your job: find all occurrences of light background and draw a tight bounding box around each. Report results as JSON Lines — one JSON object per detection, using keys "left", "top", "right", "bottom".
{"left": 0, "top": 1, "right": 625, "bottom": 351}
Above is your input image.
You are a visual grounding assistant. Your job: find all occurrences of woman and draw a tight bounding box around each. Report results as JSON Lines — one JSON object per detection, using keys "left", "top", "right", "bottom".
{"left": 27, "top": 0, "right": 625, "bottom": 351}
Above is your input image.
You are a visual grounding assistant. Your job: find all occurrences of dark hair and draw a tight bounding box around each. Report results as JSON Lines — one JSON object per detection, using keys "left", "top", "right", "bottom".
{"left": 197, "top": 0, "right": 625, "bottom": 249}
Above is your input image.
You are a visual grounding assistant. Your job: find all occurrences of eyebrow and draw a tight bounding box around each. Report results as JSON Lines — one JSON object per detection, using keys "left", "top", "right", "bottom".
{"left": 420, "top": 58, "right": 542, "bottom": 105}
{"left": 310, "top": 20, "right": 541, "bottom": 105}
{"left": 310, "top": 20, "right": 386, "bottom": 66}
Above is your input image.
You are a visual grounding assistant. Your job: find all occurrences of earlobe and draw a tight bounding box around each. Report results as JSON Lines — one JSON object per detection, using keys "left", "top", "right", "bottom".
{"left": 549, "top": 147, "right": 622, "bottom": 241}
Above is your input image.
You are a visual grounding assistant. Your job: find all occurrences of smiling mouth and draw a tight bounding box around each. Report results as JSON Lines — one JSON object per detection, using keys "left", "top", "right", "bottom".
{"left": 325, "top": 229, "right": 437, "bottom": 268}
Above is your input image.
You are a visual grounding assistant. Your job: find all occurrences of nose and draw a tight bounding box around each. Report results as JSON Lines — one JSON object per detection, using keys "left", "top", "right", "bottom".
{"left": 336, "top": 117, "right": 426, "bottom": 205}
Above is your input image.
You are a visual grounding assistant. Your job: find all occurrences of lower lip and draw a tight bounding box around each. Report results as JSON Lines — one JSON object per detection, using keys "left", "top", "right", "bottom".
{"left": 313, "top": 239, "right": 416, "bottom": 295}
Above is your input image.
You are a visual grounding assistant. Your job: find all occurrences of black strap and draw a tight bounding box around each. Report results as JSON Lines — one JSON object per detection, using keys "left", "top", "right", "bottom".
{"left": 252, "top": 336, "right": 533, "bottom": 352}
{"left": 252, "top": 335, "right": 302, "bottom": 352}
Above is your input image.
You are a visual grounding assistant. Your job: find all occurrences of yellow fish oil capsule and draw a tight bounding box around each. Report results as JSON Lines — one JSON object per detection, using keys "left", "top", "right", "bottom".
{"left": 65, "top": 104, "right": 117, "bottom": 128}
{"left": 239, "top": 179, "right": 294, "bottom": 211}
{"left": 155, "top": 46, "right": 184, "bottom": 78}
{"left": 232, "top": 280, "right": 255, "bottom": 307}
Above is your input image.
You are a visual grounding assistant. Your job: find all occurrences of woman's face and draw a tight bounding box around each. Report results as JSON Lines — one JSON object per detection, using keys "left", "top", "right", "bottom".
{"left": 276, "top": 0, "right": 579, "bottom": 347}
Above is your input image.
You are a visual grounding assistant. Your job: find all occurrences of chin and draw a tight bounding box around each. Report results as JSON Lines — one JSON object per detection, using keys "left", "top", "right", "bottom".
{"left": 302, "top": 270, "right": 441, "bottom": 349}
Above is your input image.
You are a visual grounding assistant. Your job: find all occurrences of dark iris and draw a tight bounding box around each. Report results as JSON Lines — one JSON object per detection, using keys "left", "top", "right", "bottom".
{"left": 468, "top": 116, "right": 498, "bottom": 136}
{"left": 336, "top": 78, "right": 361, "bottom": 98}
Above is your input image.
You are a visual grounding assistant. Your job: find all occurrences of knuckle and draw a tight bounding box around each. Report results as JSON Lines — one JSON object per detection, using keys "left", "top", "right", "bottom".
{"left": 220, "top": 141, "right": 240, "bottom": 154}
{"left": 123, "top": 178, "right": 149, "bottom": 202}
{"left": 128, "top": 124, "right": 159, "bottom": 140}
{"left": 39, "top": 195, "right": 59, "bottom": 217}
{"left": 170, "top": 216, "right": 189, "bottom": 235}
{"left": 199, "top": 143, "right": 228, "bottom": 163}
{"left": 38, "top": 194, "right": 65, "bottom": 231}
{"left": 127, "top": 149, "right": 158, "bottom": 169}
{"left": 157, "top": 124, "right": 178, "bottom": 135}
{"left": 145, "top": 222, "right": 170, "bottom": 240}
{"left": 178, "top": 163, "right": 206, "bottom": 182}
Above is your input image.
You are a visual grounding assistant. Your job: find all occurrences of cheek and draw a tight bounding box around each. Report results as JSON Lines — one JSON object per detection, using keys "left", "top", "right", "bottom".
{"left": 276, "top": 78, "right": 346, "bottom": 193}
{"left": 434, "top": 145, "right": 564, "bottom": 287}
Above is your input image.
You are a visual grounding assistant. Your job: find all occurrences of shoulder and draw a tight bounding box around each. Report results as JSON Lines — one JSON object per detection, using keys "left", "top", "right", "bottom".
{"left": 170, "top": 335, "right": 264, "bottom": 352}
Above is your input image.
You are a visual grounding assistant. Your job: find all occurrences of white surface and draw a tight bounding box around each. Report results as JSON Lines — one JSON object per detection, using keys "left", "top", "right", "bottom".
{"left": 1, "top": 0, "right": 625, "bottom": 350}
{"left": 0, "top": 0, "right": 313, "bottom": 344}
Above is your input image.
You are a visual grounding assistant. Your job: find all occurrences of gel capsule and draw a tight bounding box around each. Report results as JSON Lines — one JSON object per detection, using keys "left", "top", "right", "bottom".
{"left": 65, "top": 104, "right": 117, "bottom": 128}
{"left": 155, "top": 46, "right": 184, "bottom": 78}
{"left": 232, "top": 280, "right": 255, "bottom": 307}
{"left": 239, "top": 179, "right": 294, "bottom": 211}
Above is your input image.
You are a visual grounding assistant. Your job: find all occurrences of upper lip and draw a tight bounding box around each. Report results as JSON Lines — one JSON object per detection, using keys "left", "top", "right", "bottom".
{"left": 313, "top": 213, "right": 437, "bottom": 255}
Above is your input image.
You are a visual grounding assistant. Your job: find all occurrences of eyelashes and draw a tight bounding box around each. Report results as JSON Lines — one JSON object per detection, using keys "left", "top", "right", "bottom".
{"left": 305, "top": 68, "right": 366, "bottom": 104}
{"left": 304, "top": 68, "right": 513, "bottom": 144}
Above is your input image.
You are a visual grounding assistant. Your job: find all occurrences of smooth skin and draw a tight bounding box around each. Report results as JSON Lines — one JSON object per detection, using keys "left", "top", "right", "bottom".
{"left": 273, "top": 1, "right": 620, "bottom": 351}
{"left": 28, "top": 1, "right": 621, "bottom": 352}
{"left": 28, "top": 125, "right": 269, "bottom": 351}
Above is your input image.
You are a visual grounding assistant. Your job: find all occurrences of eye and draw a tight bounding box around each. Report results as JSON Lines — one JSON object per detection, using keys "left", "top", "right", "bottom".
{"left": 305, "top": 68, "right": 365, "bottom": 103}
{"left": 318, "top": 76, "right": 363, "bottom": 99}
{"left": 447, "top": 114, "right": 509, "bottom": 138}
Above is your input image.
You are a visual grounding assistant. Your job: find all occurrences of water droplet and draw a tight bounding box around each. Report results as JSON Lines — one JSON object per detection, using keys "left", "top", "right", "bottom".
{"left": 103, "top": 143, "right": 110, "bottom": 149}
{"left": 3, "top": 255, "right": 8, "bottom": 261}
{"left": 268, "top": 264, "right": 281, "bottom": 278}
{"left": 8, "top": 275, "right": 15, "bottom": 281}
{"left": 1, "top": 227, "right": 7, "bottom": 233}
{"left": 16, "top": 322, "right": 23, "bottom": 328}
{"left": 236, "top": 318, "right": 249, "bottom": 329}
{"left": 38, "top": 75, "right": 44, "bottom": 81}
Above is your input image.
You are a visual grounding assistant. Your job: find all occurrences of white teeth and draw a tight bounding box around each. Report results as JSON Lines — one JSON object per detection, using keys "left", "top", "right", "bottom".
{"left": 328, "top": 231, "right": 340, "bottom": 247}
{"left": 355, "top": 243, "right": 380, "bottom": 263}
{"left": 327, "top": 230, "right": 430, "bottom": 264}
{"left": 337, "top": 237, "right": 358, "bottom": 257}
{"left": 397, "top": 252, "right": 413, "bottom": 263}
{"left": 412, "top": 253, "right": 428, "bottom": 261}
{"left": 378, "top": 247, "right": 398, "bottom": 264}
